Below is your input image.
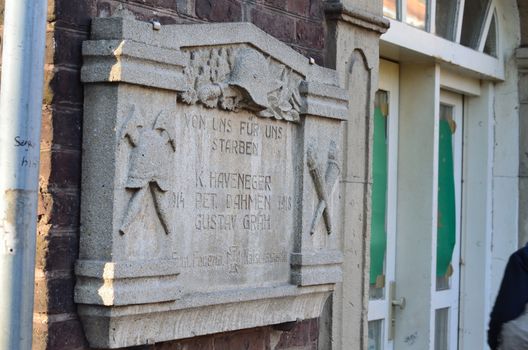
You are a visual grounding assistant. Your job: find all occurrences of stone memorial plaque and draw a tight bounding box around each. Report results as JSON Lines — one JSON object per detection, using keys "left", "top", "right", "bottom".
{"left": 75, "top": 15, "right": 348, "bottom": 348}
{"left": 171, "top": 106, "right": 294, "bottom": 289}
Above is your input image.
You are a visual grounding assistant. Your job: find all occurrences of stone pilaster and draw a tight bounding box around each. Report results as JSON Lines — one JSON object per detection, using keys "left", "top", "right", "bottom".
{"left": 324, "top": 2, "right": 389, "bottom": 349}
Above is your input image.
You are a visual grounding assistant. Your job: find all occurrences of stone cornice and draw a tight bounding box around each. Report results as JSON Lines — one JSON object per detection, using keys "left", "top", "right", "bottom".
{"left": 324, "top": 3, "right": 390, "bottom": 34}
{"left": 517, "top": 47, "right": 528, "bottom": 71}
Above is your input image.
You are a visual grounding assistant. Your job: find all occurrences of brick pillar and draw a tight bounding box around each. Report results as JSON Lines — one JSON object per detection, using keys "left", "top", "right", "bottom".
{"left": 32, "top": 1, "right": 90, "bottom": 349}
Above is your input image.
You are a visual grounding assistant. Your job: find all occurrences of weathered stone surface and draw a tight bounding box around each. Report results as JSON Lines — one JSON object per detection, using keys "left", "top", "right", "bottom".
{"left": 76, "top": 16, "right": 347, "bottom": 348}
{"left": 324, "top": 4, "right": 386, "bottom": 349}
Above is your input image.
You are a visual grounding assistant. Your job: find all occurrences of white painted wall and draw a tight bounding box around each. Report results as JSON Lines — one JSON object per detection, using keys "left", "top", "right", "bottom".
{"left": 459, "top": 82, "right": 494, "bottom": 350}
{"left": 489, "top": 0, "right": 521, "bottom": 320}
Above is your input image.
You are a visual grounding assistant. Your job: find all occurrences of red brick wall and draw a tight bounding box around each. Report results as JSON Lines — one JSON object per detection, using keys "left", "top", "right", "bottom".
{"left": 126, "top": 319, "right": 320, "bottom": 350}
{"left": 33, "top": 0, "right": 327, "bottom": 349}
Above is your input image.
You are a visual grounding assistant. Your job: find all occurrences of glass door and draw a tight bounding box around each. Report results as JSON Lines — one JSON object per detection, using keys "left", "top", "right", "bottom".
{"left": 369, "top": 63, "right": 464, "bottom": 350}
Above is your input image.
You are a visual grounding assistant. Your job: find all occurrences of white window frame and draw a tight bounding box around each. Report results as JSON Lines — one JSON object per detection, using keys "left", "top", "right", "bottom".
{"left": 381, "top": 0, "right": 503, "bottom": 80}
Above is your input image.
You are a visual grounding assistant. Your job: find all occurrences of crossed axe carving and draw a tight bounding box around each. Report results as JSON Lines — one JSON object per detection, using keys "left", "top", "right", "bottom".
{"left": 307, "top": 141, "right": 341, "bottom": 235}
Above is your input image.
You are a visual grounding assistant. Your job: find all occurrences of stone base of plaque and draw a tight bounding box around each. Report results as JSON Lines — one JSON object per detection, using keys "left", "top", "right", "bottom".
{"left": 77, "top": 285, "right": 332, "bottom": 349}
{"left": 290, "top": 250, "right": 344, "bottom": 286}
{"left": 75, "top": 259, "right": 182, "bottom": 306}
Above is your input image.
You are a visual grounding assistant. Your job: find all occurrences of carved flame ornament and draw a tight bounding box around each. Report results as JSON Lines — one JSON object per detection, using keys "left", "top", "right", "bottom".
{"left": 179, "top": 47, "right": 302, "bottom": 122}
{"left": 121, "top": 106, "right": 176, "bottom": 235}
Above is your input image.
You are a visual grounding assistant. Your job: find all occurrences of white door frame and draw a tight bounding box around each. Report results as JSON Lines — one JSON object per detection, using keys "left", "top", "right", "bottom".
{"left": 370, "top": 60, "right": 495, "bottom": 350}
{"left": 368, "top": 59, "right": 399, "bottom": 350}
{"left": 431, "top": 90, "right": 463, "bottom": 350}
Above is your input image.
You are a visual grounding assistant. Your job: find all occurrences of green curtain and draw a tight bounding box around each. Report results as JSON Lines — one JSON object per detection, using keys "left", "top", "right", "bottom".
{"left": 370, "top": 106, "right": 388, "bottom": 285}
{"left": 437, "top": 120, "right": 456, "bottom": 277}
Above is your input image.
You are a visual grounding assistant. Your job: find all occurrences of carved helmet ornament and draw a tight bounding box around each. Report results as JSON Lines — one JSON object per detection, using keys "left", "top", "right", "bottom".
{"left": 179, "top": 47, "right": 302, "bottom": 122}
{"left": 227, "top": 48, "right": 281, "bottom": 109}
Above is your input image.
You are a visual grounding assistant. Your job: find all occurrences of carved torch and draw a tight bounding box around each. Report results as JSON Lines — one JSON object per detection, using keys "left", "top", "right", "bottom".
{"left": 307, "top": 141, "right": 340, "bottom": 235}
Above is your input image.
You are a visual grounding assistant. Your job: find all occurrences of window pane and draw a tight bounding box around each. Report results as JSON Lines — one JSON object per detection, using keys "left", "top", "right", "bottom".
{"left": 436, "top": 104, "right": 456, "bottom": 291}
{"left": 370, "top": 90, "right": 389, "bottom": 300}
{"left": 435, "top": 308, "right": 449, "bottom": 350}
{"left": 406, "top": 0, "right": 428, "bottom": 30}
{"left": 483, "top": 14, "right": 497, "bottom": 57}
{"left": 384, "top": 0, "right": 398, "bottom": 19}
{"left": 460, "top": 0, "right": 491, "bottom": 49}
{"left": 436, "top": 267, "right": 452, "bottom": 291}
{"left": 435, "top": 0, "right": 459, "bottom": 41}
{"left": 368, "top": 320, "right": 384, "bottom": 350}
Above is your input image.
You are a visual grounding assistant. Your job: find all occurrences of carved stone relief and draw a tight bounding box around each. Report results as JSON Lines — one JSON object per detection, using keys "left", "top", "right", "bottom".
{"left": 121, "top": 105, "right": 176, "bottom": 236}
{"left": 77, "top": 17, "right": 348, "bottom": 348}
{"left": 179, "top": 47, "right": 302, "bottom": 122}
{"left": 307, "top": 141, "right": 341, "bottom": 235}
